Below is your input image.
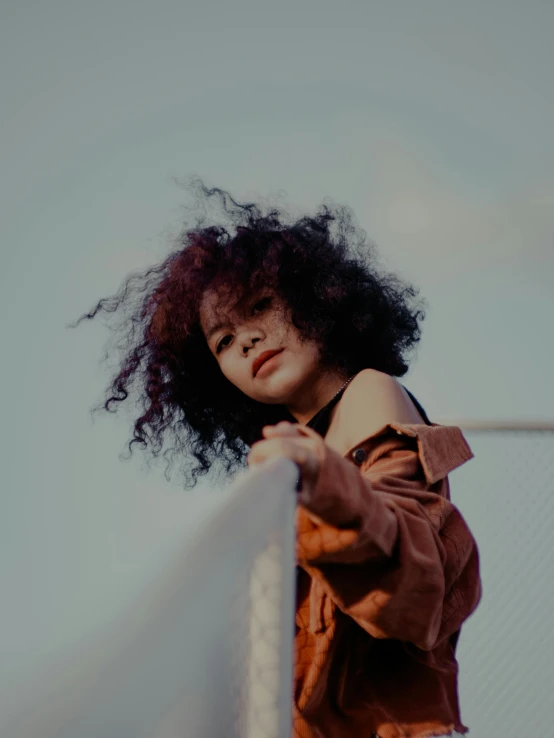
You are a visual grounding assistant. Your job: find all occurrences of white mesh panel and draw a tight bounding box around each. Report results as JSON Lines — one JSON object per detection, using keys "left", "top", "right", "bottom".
{"left": 450, "top": 429, "right": 554, "bottom": 737}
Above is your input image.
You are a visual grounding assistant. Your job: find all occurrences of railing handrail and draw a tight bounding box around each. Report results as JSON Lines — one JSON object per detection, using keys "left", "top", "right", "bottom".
{"left": 435, "top": 420, "right": 554, "bottom": 432}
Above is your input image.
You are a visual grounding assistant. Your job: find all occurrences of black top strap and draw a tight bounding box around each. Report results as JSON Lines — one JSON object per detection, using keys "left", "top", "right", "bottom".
{"left": 306, "top": 384, "right": 432, "bottom": 438}
{"left": 306, "top": 385, "right": 350, "bottom": 436}
{"left": 402, "top": 386, "right": 432, "bottom": 426}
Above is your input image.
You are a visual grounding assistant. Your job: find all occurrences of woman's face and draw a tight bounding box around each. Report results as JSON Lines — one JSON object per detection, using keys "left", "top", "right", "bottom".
{"left": 199, "top": 288, "right": 323, "bottom": 406}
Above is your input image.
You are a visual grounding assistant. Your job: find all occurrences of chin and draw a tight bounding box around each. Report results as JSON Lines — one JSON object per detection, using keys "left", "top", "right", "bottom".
{"left": 258, "top": 369, "right": 305, "bottom": 401}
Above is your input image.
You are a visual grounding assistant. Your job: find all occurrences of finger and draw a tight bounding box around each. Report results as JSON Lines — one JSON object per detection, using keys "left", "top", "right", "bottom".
{"left": 262, "top": 422, "right": 301, "bottom": 438}
{"left": 248, "top": 438, "right": 291, "bottom": 466}
{"left": 248, "top": 438, "right": 312, "bottom": 470}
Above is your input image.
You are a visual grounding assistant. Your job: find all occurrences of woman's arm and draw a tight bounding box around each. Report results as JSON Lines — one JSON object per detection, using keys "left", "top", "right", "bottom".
{"left": 295, "top": 429, "right": 481, "bottom": 651}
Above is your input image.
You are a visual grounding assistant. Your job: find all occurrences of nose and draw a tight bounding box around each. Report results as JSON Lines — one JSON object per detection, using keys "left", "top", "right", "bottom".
{"left": 240, "top": 332, "right": 261, "bottom": 354}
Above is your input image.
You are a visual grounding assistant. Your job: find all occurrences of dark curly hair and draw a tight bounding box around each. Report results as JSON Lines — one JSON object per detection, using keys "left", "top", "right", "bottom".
{"left": 70, "top": 178, "right": 426, "bottom": 488}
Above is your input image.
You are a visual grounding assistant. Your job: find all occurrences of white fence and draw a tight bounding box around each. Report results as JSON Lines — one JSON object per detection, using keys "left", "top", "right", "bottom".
{"left": 447, "top": 425, "right": 554, "bottom": 737}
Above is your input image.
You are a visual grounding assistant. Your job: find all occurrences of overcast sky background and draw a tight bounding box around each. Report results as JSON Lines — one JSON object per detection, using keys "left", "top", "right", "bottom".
{"left": 1, "top": 0, "right": 553, "bottom": 732}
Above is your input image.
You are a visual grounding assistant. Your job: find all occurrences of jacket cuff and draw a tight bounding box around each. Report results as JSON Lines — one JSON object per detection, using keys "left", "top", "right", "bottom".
{"left": 300, "top": 441, "right": 398, "bottom": 557}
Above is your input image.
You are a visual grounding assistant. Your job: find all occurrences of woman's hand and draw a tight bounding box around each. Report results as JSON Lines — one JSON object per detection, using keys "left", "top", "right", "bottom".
{"left": 247, "top": 421, "right": 325, "bottom": 504}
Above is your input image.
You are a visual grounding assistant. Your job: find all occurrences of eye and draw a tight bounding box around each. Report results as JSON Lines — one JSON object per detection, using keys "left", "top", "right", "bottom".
{"left": 252, "top": 296, "right": 271, "bottom": 314}
{"left": 216, "top": 335, "right": 232, "bottom": 354}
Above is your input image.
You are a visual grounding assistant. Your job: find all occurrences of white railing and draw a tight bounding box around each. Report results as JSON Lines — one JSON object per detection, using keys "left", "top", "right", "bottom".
{"left": 9, "top": 459, "right": 298, "bottom": 738}
{"left": 436, "top": 419, "right": 554, "bottom": 432}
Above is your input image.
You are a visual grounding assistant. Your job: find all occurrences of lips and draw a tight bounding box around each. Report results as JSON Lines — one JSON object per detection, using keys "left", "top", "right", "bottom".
{"left": 252, "top": 348, "right": 284, "bottom": 377}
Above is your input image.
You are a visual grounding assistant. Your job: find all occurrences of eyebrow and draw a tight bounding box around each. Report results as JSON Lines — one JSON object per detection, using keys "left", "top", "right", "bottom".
{"left": 205, "top": 321, "right": 231, "bottom": 343}
{"left": 203, "top": 292, "right": 263, "bottom": 343}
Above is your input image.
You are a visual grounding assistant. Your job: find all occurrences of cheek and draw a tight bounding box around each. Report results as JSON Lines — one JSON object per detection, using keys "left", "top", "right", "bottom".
{"left": 289, "top": 333, "right": 321, "bottom": 363}
{"left": 218, "top": 354, "right": 251, "bottom": 388}
{"left": 304, "top": 344, "right": 323, "bottom": 369}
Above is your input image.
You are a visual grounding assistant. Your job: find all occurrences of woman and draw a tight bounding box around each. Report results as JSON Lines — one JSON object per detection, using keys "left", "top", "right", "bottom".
{"left": 73, "top": 179, "right": 481, "bottom": 737}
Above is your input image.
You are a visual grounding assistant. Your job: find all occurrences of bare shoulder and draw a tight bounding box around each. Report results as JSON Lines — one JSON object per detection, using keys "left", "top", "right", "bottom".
{"left": 336, "top": 369, "right": 425, "bottom": 448}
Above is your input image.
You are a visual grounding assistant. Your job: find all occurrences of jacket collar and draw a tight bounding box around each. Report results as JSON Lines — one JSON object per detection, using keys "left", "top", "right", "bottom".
{"left": 344, "top": 422, "right": 474, "bottom": 484}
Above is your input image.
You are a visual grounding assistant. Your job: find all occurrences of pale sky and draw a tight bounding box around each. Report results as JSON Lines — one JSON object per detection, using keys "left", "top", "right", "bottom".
{"left": 1, "top": 1, "right": 553, "bottom": 734}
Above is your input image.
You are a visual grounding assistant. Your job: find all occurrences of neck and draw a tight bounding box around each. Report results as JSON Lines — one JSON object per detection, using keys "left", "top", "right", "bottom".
{"left": 285, "top": 370, "right": 353, "bottom": 425}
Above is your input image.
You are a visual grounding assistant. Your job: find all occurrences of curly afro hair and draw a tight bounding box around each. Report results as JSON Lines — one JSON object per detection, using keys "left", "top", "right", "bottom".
{"left": 70, "top": 178, "right": 426, "bottom": 488}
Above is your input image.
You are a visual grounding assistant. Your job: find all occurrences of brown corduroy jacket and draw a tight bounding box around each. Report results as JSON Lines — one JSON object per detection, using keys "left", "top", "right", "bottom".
{"left": 293, "top": 420, "right": 482, "bottom": 738}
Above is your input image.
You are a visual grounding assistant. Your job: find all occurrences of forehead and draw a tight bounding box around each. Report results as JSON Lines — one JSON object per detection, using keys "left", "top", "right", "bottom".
{"left": 199, "top": 286, "right": 281, "bottom": 337}
{"left": 199, "top": 286, "right": 260, "bottom": 337}
{"left": 199, "top": 287, "right": 237, "bottom": 329}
